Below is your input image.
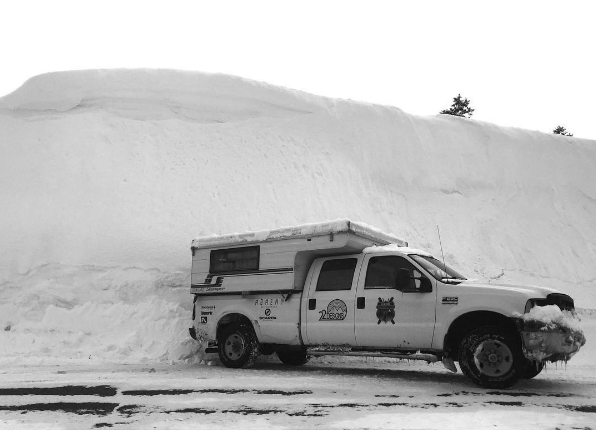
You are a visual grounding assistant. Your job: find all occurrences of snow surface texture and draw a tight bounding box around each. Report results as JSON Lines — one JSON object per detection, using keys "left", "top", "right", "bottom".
{"left": 521, "top": 304, "right": 584, "bottom": 333}
{"left": 363, "top": 244, "right": 433, "bottom": 256}
{"left": 192, "top": 219, "right": 406, "bottom": 248}
{"left": 1, "top": 69, "right": 595, "bottom": 365}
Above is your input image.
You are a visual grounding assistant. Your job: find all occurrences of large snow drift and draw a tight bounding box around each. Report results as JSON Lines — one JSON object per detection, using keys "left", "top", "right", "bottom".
{"left": 1, "top": 69, "right": 595, "bottom": 364}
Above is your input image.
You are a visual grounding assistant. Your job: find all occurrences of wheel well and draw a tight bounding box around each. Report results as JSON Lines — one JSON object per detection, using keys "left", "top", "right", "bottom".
{"left": 444, "top": 311, "right": 519, "bottom": 359}
{"left": 216, "top": 313, "right": 253, "bottom": 340}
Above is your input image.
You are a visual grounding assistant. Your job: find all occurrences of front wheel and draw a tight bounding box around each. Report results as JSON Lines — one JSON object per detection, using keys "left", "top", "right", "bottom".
{"left": 458, "top": 325, "right": 525, "bottom": 389}
{"left": 218, "top": 324, "right": 261, "bottom": 368}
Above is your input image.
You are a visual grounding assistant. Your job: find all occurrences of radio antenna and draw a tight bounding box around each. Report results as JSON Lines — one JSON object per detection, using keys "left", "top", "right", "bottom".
{"left": 437, "top": 225, "right": 447, "bottom": 277}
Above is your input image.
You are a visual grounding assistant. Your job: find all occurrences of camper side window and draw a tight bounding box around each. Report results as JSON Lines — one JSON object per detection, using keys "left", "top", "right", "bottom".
{"left": 210, "top": 246, "right": 259, "bottom": 274}
{"left": 316, "top": 258, "right": 357, "bottom": 291}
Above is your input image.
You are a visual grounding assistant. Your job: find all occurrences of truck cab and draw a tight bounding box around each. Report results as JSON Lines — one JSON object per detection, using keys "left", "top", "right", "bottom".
{"left": 301, "top": 249, "right": 437, "bottom": 349}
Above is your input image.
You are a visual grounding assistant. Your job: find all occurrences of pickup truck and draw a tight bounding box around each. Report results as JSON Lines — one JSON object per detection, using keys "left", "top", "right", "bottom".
{"left": 188, "top": 220, "right": 585, "bottom": 388}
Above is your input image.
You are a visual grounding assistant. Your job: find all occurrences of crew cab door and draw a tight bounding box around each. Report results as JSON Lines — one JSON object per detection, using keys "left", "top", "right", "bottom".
{"left": 303, "top": 255, "right": 361, "bottom": 346}
{"left": 354, "top": 254, "right": 437, "bottom": 349}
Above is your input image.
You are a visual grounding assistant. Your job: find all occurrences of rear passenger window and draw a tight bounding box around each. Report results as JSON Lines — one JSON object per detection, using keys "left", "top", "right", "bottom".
{"left": 210, "top": 246, "right": 259, "bottom": 274}
{"left": 316, "top": 258, "right": 357, "bottom": 291}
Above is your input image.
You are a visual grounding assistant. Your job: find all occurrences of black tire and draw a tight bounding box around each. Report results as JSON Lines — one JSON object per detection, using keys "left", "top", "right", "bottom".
{"left": 217, "top": 324, "right": 261, "bottom": 369}
{"left": 523, "top": 360, "right": 544, "bottom": 379}
{"left": 276, "top": 350, "right": 309, "bottom": 366}
{"left": 458, "top": 325, "right": 525, "bottom": 389}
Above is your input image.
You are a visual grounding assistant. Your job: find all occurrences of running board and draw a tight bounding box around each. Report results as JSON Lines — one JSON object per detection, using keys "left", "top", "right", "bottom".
{"left": 306, "top": 348, "right": 439, "bottom": 363}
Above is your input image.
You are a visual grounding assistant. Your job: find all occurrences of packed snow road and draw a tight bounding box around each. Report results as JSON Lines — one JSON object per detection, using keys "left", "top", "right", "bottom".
{"left": 1, "top": 356, "right": 595, "bottom": 430}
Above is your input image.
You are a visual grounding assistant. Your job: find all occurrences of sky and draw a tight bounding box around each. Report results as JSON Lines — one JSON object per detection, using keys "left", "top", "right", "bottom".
{"left": 1, "top": 0, "right": 595, "bottom": 139}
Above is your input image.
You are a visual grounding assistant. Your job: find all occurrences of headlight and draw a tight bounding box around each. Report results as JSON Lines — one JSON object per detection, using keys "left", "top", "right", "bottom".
{"left": 524, "top": 294, "right": 573, "bottom": 314}
{"left": 524, "top": 298, "right": 547, "bottom": 313}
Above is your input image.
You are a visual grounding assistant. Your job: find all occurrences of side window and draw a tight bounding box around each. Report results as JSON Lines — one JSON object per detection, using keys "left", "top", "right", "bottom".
{"left": 365, "top": 256, "right": 423, "bottom": 291}
{"left": 365, "top": 256, "right": 399, "bottom": 289}
{"left": 316, "top": 258, "right": 358, "bottom": 292}
{"left": 210, "top": 246, "right": 259, "bottom": 274}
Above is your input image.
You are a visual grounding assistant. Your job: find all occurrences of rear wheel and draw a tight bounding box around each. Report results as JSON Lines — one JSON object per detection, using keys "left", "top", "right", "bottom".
{"left": 458, "top": 325, "right": 524, "bottom": 389}
{"left": 523, "top": 360, "right": 545, "bottom": 379}
{"left": 276, "top": 350, "right": 309, "bottom": 366}
{"left": 218, "top": 324, "right": 260, "bottom": 368}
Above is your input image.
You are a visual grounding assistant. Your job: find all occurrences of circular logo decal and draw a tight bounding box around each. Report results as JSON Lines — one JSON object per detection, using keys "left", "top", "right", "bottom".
{"left": 319, "top": 299, "right": 347, "bottom": 321}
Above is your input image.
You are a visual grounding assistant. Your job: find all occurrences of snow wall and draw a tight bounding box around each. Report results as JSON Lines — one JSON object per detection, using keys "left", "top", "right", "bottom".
{"left": 1, "top": 69, "right": 595, "bottom": 364}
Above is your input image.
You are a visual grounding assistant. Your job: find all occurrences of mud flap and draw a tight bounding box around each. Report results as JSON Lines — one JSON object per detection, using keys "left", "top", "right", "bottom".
{"left": 442, "top": 357, "right": 457, "bottom": 373}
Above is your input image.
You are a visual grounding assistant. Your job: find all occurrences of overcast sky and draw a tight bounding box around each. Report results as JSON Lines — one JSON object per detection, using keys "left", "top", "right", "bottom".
{"left": 2, "top": 0, "right": 595, "bottom": 139}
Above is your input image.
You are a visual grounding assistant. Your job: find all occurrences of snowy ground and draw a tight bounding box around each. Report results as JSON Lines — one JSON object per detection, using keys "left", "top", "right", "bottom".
{"left": 1, "top": 316, "right": 594, "bottom": 430}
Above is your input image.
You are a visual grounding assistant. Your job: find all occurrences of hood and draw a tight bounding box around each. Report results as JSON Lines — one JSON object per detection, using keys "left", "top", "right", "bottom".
{"left": 456, "top": 279, "right": 563, "bottom": 299}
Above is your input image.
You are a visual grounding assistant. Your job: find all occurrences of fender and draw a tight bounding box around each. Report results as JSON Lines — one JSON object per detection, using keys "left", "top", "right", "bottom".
{"left": 213, "top": 303, "right": 263, "bottom": 341}
{"left": 433, "top": 305, "right": 515, "bottom": 350}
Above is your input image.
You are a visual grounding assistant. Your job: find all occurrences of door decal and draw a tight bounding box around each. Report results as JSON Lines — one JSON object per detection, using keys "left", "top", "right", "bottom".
{"left": 319, "top": 299, "right": 348, "bottom": 321}
{"left": 376, "top": 297, "right": 396, "bottom": 325}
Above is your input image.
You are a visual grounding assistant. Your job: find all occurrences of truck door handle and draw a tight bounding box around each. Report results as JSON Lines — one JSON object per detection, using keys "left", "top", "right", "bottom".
{"left": 308, "top": 299, "right": 316, "bottom": 310}
{"left": 357, "top": 297, "right": 365, "bottom": 309}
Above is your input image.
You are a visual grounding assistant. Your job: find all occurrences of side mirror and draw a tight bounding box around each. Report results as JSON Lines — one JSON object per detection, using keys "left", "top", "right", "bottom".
{"left": 396, "top": 268, "right": 433, "bottom": 293}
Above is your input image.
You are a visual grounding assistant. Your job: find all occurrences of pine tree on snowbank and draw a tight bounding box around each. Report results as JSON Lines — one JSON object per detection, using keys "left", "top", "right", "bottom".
{"left": 553, "top": 125, "right": 573, "bottom": 136}
{"left": 440, "top": 94, "right": 474, "bottom": 118}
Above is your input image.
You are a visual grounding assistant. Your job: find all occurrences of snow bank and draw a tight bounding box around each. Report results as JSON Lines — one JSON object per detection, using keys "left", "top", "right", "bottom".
{"left": 1, "top": 69, "right": 596, "bottom": 364}
{"left": 0, "top": 264, "right": 201, "bottom": 365}
{"left": 0, "top": 69, "right": 318, "bottom": 120}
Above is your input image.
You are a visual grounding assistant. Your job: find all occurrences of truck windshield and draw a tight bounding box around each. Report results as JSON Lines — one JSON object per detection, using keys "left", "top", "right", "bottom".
{"left": 410, "top": 255, "right": 467, "bottom": 284}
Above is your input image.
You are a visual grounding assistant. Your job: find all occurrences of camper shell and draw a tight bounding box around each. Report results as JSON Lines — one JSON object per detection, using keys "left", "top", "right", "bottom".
{"left": 190, "top": 220, "right": 407, "bottom": 295}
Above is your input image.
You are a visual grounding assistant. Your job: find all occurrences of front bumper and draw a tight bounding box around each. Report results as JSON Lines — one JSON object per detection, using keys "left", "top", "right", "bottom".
{"left": 519, "top": 327, "right": 586, "bottom": 362}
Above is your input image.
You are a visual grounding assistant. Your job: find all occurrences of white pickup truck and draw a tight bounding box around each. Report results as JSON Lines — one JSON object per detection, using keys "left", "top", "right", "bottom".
{"left": 188, "top": 220, "right": 585, "bottom": 388}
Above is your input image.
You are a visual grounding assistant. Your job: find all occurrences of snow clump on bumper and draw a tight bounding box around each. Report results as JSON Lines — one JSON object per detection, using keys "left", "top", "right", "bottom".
{"left": 515, "top": 305, "right": 586, "bottom": 362}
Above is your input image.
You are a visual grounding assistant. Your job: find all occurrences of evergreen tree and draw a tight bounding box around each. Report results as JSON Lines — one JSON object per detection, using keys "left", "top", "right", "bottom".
{"left": 440, "top": 94, "right": 474, "bottom": 118}
{"left": 553, "top": 125, "right": 573, "bottom": 136}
